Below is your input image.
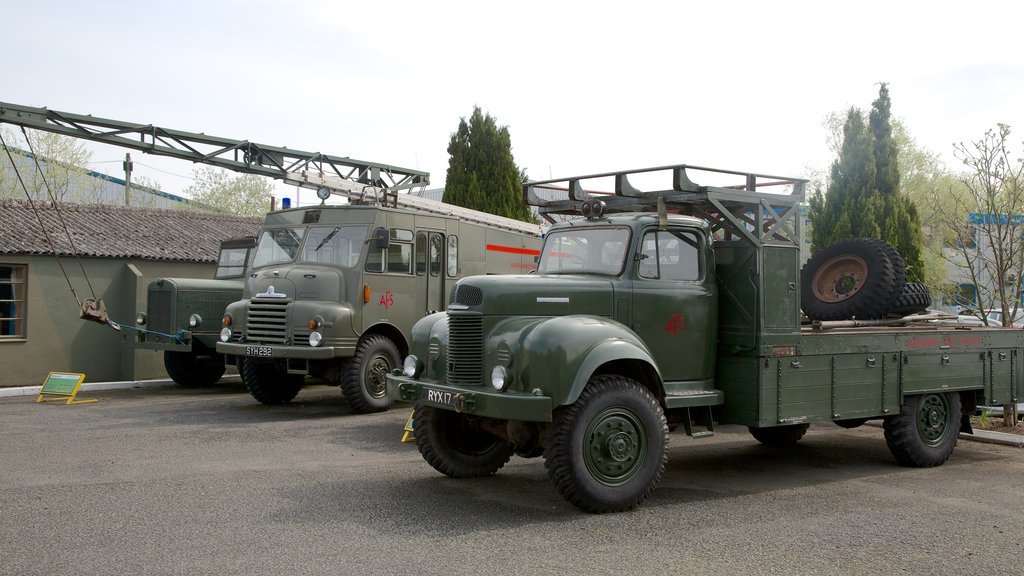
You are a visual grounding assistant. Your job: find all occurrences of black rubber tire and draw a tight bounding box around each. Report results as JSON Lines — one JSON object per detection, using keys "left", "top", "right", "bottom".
{"left": 414, "top": 405, "right": 514, "bottom": 478}
{"left": 883, "top": 392, "right": 961, "bottom": 467}
{"left": 242, "top": 360, "right": 303, "bottom": 405}
{"left": 341, "top": 335, "right": 400, "bottom": 413}
{"left": 887, "top": 282, "right": 932, "bottom": 317}
{"left": 801, "top": 238, "right": 899, "bottom": 321}
{"left": 748, "top": 423, "right": 810, "bottom": 445}
{"left": 544, "top": 375, "right": 668, "bottom": 513}
{"left": 163, "top": 349, "right": 226, "bottom": 387}
{"left": 866, "top": 238, "right": 907, "bottom": 302}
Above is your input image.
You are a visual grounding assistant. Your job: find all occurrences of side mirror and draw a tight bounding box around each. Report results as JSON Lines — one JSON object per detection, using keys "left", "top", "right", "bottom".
{"left": 373, "top": 227, "right": 390, "bottom": 250}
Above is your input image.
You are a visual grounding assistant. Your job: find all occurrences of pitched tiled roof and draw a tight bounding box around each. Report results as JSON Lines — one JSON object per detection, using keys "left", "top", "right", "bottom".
{"left": 0, "top": 199, "right": 262, "bottom": 263}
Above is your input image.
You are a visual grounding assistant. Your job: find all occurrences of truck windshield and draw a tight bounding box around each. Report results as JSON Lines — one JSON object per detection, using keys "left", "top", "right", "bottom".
{"left": 252, "top": 227, "right": 306, "bottom": 268}
{"left": 538, "top": 227, "right": 630, "bottom": 275}
{"left": 300, "top": 225, "right": 368, "bottom": 269}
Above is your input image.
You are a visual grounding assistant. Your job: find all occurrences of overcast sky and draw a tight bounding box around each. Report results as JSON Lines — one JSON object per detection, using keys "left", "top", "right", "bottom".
{"left": 4, "top": 0, "right": 1023, "bottom": 206}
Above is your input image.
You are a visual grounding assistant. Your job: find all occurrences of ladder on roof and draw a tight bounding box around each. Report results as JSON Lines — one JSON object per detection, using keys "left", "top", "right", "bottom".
{"left": 0, "top": 101, "right": 543, "bottom": 237}
{"left": 524, "top": 163, "right": 806, "bottom": 248}
{"left": 284, "top": 170, "right": 544, "bottom": 237}
{"left": 0, "top": 101, "right": 428, "bottom": 192}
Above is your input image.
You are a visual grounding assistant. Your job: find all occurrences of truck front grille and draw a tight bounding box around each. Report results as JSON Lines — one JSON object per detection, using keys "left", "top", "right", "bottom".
{"left": 147, "top": 290, "right": 173, "bottom": 333}
{"left": 246, "top": 298, "right": 289, "bottom": 344}
{"left": 447, "top": 313, "right": 483, "bottom": 386}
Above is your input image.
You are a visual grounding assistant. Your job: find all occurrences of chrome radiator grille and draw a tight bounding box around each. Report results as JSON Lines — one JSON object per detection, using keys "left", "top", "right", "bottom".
{"left": 246, "top": 298, "right": 289, "bottom": 344}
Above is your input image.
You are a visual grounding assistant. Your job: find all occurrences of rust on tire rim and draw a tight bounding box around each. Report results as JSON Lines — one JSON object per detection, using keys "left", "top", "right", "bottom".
{"left": 811, "top": 254, "right": 869, "bottom": 303}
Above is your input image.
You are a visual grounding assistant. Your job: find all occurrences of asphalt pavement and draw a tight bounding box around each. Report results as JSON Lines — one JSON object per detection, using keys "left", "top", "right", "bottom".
{"left": 1, "top": 382, "right": 1021, "bottom": 576}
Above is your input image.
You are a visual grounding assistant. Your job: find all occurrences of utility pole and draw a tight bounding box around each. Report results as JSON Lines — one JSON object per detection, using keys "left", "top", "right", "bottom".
{"left": 123, "top": 153, "right": 132, "bottom": 206}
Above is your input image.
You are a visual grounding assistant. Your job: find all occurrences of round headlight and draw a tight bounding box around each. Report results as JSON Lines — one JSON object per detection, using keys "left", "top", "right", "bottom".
{"left": 188, "top": 314, "right": 202, "bottom": 328}
{"left": 403, "top": 355, "right": 421, "bottom": 378}
{"left": 135, "top": 312, "right": 147, "bottom": 326}
{"left": 220, "top": 327, "right": 232, "bottom": 342}
{"left": 490, "top": 366, "right": 509, "bottom": 390}
{"left": 309, "top": 331, "right": 322, "bottom": 347}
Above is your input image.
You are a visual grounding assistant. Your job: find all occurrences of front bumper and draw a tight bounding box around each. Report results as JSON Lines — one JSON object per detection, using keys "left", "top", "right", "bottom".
{"left": 386, "top": 374, "right": 553, "bottom": 422}
{"left": 216, "top": 341, "right": 342, "bottom": 360}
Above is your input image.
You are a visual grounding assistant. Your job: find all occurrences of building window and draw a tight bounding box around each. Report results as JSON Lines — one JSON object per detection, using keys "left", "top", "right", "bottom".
{"left": 955, "top": 283, "right": 977, "bottom": 309}
{"left": 0, "top": 264, "right": 26, "bottom": 339}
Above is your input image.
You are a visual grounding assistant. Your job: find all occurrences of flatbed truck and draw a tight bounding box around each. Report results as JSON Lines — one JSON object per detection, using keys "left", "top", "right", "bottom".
{"left": 386, "top": 163, "right": 1020, "bottom": 512}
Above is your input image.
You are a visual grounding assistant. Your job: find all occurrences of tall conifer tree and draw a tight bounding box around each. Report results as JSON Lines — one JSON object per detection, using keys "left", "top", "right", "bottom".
{"left": 808, "top": 84, "right": 926, "bottom": 281}
{"left": 443, "top": 107, "right": 533, "bottom": 223}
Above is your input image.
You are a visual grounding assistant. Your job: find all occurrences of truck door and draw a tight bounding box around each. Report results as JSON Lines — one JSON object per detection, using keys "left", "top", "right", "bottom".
{"left": 416, "top": 231, "right": 446, "bottom": 315}
{"left": 631, "top": 228, "right": 717, "bottom": 382}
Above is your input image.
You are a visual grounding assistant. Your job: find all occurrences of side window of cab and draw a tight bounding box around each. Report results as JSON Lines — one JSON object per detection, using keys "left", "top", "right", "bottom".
{"left": 638, "top": 229, "right": 701, "bottom": 281}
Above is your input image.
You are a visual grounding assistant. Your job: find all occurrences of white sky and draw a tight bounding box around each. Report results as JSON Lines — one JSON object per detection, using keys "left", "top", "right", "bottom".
{"left": 4, "top": 0, "right": 1023, "bottom": 206}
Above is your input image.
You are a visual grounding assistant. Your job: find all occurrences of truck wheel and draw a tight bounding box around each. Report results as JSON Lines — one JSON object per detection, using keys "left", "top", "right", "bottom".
{"left": 886, "top": 282, "right": 932, "bottom": 317}
{"left": 749, "top": 423, "right": 810, "bottom": 445}
{"left": 800, "top": 238, "right": 898, "bottom": 321}
{"left": 544, "top": 375, "right": 668, "bottom": 513}
{"left": 163, "top": 349, "right": 226, "bottom": 387}
{"left": 242, "top": 360, "right": 302, "bottom": 405}
{"left": 341, "top": 335, "right": 399, "bottom": 413}
{"left": 883, "top": 392, "right": 961, "bottom": 467}
{"left": 414, "top": 405, "right": 513, "bottom": 477}
{"left": 866, "top": 238, "right": 907, "bottom": 302}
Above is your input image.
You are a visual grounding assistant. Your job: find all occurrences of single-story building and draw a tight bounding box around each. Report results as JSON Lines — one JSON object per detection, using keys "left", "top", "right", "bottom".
{"left": 0, "top": 198, "right": 261, "bottom": 387}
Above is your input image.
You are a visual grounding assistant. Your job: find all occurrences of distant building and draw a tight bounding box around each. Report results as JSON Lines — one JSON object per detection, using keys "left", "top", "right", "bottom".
{"left": 0, "top": 199, "right": 261, "bottom": 387}
{"left": 1, "top": 146, "right": 193, "bottom": 209}
{"left": 940, "top": 213, "right": 1024, "bottom": 313}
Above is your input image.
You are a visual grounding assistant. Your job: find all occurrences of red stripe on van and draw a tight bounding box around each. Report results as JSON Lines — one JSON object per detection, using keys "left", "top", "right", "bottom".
{"left": 486, "top": 244, "right": 541, "bottom": 256}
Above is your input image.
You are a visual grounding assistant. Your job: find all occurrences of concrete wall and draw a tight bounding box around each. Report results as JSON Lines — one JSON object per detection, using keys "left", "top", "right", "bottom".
{"left": 0, "top": 255, "right": 215, "bottom": 387}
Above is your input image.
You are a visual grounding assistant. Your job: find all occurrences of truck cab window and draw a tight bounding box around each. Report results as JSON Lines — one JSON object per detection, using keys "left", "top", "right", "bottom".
{"left": 638, "top": 230, "right": 700, "bottom": 280}
{"left": 538, "top": 228, "right": 630, "bottom": 275}
{"left": 253, "top": 227, "right": 306, "bottom": 268}
{"left": 301, "top": 225, "right": 368, "bottom": 268}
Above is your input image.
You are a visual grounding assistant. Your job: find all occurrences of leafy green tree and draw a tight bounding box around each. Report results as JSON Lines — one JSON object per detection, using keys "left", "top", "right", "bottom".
{"left": 808, "top": 85, "right": 926, "bottom": 281}
{"left": 443, "top": 107, "right": 534, "bottom": 223}
{"left": 183, "top": 166, "right": 273, "bottom": 217}
{"left": 0, "top": 128, "right": 105, "bottom": 202}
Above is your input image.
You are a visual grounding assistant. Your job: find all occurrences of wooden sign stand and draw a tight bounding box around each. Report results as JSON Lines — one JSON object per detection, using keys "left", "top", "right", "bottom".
{"left": 36, "top": 372, "right": 97, "bottom": 405}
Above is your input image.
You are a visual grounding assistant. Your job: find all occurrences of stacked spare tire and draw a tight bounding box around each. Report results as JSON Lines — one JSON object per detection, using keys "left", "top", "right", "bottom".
{"left": 800, "top": 238, "right": 930, "bottom": 321}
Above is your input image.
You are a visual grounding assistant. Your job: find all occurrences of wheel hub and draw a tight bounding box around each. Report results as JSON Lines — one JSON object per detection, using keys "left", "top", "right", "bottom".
{"left": 366, "top": 355, "right": 389, "bottom": 398}
{"left": 812, "top": 254, "right": 869, "bottom": 303}
{"left": 917, "top": 394, "right": 950, "bottom": 446}
{"left": 585, "top": 409, "right": 647, "bottom": 486}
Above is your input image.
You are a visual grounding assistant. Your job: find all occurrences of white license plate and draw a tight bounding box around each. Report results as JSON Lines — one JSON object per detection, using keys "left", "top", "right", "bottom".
{"left": 245, "top": 346, "right": 272, "bottom": 357}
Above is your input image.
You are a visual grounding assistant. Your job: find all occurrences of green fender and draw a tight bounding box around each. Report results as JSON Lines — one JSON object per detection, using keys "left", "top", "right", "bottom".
{"left": 518, "top": 315, "right": 660, "bottom": 407}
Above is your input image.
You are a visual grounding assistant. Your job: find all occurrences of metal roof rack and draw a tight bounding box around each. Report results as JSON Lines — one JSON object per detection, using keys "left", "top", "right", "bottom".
{"left": 525, "top": 163, "right": 806, "bottom": 247}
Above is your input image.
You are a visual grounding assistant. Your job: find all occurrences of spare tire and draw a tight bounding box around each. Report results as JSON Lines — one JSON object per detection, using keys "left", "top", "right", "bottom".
{"left": 887, "top": 282, "right": 932, "bottom": 317}
{"left": 866, "top": 239, "right": 907, "bottom": 302}
{"left": 801, "top": 238, "right": 899, "bottom": 321}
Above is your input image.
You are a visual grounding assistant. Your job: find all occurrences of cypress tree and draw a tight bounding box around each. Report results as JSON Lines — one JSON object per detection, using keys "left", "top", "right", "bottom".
{"left": 809, "top": 85, "right": 926, "bottom": 282}
{"left": 443, "top": 107, "right": 533, "bottom": 223}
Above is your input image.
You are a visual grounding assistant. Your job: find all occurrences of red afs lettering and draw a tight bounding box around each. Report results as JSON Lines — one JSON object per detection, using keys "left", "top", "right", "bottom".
{"left": 379, "top": 290, "right": 394, "bottom": 309}
{"left": 666, "top": 314, "right": 685, "bottom": 335}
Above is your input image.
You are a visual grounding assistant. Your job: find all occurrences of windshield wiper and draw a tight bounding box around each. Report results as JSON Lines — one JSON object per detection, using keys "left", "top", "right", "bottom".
{"left": 314, "top": 226, "right": 341, "bottom": 251}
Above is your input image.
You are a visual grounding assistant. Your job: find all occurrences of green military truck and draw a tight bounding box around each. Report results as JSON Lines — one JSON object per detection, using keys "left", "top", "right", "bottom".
{"left": 217, "top": 185, "right": 543, "bottom": 413}
{"left": 386, "top": 163, "right": 1021, "bottom": 513}
{"left": 135, "top": 236, "right": 256, "bottom": 386}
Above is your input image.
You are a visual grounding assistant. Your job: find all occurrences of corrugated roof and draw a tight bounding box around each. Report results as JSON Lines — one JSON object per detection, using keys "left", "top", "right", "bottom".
{"left": 0, "top": 199, "right": 263, "bottom": 263}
